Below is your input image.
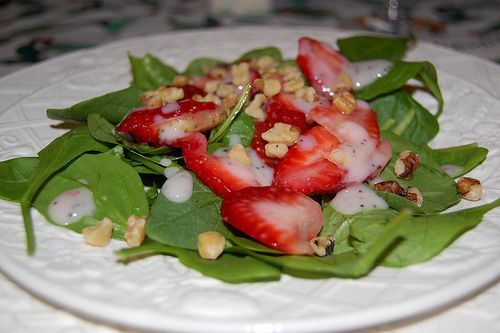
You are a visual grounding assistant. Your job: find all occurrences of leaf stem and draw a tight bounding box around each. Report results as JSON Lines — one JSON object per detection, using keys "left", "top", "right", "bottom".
{"left": 208, "top": 84, "right": 251, "bottom": 144}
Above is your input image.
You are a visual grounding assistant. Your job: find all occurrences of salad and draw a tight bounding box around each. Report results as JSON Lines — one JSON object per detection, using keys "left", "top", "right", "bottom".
{"left": 0, "top": 34, "right": 498, "bottom": 284}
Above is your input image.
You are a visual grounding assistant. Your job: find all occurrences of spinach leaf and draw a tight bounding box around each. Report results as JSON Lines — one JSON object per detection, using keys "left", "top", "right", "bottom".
{"left": 371, "top": 90, "right": 439, "bottom": 145}
{"left": 424, "top": 143, "right": 488, "bottom": 178}
{"left": 183, "top": 57, "right": 227, "bottom": 76}
{"left": 21, "top": 127, "right": 110, "bottom": 254}
{"left": 355, "top": 61, "right": 443, "bottom": 116}
{"left": 221, "top": 112, "right": 255, "bottom": 147}
{"left": 319, "top": 205, "right": 355, "bottom": 255}
{"left": 47, "top": 86, "right": 143, "bottom": 124}
{"left": 129, "top": 53, "right": 178, "bottom": 90}
{"left": 351, "top": 199, "right": 500, "bottom": 266}
{"left": 116, "top": 242, "right": 281, "bottom": 283}
{"left": 146, "top": 176, "right": 233, "bottom": 249}
{"left": 337, "top": 35, "right": 413, "bottom": 62}
{"left": 33, "top": 153, "right": 148, "bottom": 239}
{"left": 378, "top": 131, "right": 461, "bottom": 214}
{"left": 233, "top": 210, "right": 409, "bottom": 279}
{"left": 236, "top": 46, "right": 283, "bottom": 62}
{"left": 208, "top": 84, "right": 251, "bottom": 144}
{"left": 47, "top": 87, "right": 142, "bottom": 124}
{"left": 0, "top": 157, "right": 39, "bottom": 203}
{"left": 87, "top": 113, "right": 118, "bottom": 144}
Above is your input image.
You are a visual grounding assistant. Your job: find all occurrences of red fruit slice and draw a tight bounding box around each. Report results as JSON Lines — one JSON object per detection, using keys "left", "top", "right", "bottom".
{"left": 117, "top": 99, "right": 225, "bottom": 146}
{"left": 297, "top": 37, "right": 349, "bottom": 97}
{"left": 221, "top": 186, "right": 323, "bottom": 254}
{"left": 251, "top": 93, "right": 312, "bottom": 166}
{"left": 273, "top": 126, "right": 345, "bottom": 195}
{"left": 309, "top": 100, "right": 380, "bottom": 141}
{"left": 180, "top": 133, "right": 271, "bottom": 197}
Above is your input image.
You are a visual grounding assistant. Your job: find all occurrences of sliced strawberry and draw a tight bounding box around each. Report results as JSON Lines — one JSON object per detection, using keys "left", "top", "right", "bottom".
{"left": 180, "top": 133, "right": 271, "bottom": 197}
{"left": 221, "top": 186, "right": 323, "bottom": 254}
{"left": 251, "top": 93, "right": 312, "bottom": 166}
{"left": 273, "top": 126, "right": 345, "bottom": 195}
{"left": 297, "top": 37, "right": 349, "bottom": 97}
{"left": 116, "top": 99, "right": 225, "bottom": 146}
{"left": 309, "top": 101, "right": 391, "bottom": 184}
{"left": 309, "top": 100, "right": 380, "bottom": 141}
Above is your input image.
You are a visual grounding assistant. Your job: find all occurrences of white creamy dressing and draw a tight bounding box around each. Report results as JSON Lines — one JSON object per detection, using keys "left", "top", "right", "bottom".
{"left": 346, "top": 59, "right": 392, "bottom": 89}
{"left": 332, "top": 121, "right": 385, "bottom": 183}
{"left": 213, "top": 146, "right": 274, "bottom": 186}
{"left": 296, "top": 133, "right": 317, "bottom": 151}
{"left": 330, "top": 183, "right": 388, "bottom": 215}
{"left": 163, "top": 166, "right": 180, "bottom": 178}
{"left": 161, "top": 102, "right": 180, "bottom": 115}
{"left": 47, "top": 187, "right": 96, "bottom": 226}
{"left": 159, "top": 157, "right": 172, "bottom": 167}
{"left": 161, "top": 170, "right": 193, "bottom": 203}
{"left": 158, "top": 119, "right": 190, "bottom": 144}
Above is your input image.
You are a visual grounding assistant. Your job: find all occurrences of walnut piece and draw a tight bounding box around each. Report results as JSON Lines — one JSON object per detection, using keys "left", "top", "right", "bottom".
{"left": 262, "top": 78, "right": 281, "bottom": 97}
{"left": 255, "top": 55, "right": 277, "bottom": 72}
{"left": 309, "top": 235, "right": 334, "bottom": 257}
{"left": 402, "top": 186, "right": 423, "bottom": 207}
{"left": 227, "top": 143, "right": 252, "bottom": 165}
{"left": 261, "top": 122, "right": 300, "bottom": 146}
{"left": 208, "top": 66, "right": 228, "bottom": 79}
{"left": 204, "top": 80, "right": 221, "bottom": 94}
{"left": 332, "top": 90, "right": 356, "bottom": 114}
{"left": 172, "top": 75, "right": 190, "bottom": 87}
{"left": 83, "top": 217, "right": 114, "bottom": 247}
{"left": 221, "top": 93, "right": 238, "bottom": 110}
{"left": 456, "top": 177, "right": 482, "bottom": 201}
{"left": 395, "top": 150, "right": 420, "bottom": 180}
{"left": 140, "top": 86, "right": 185, "bottom": 107}
{"left": 216, "top": 83, "right": 236, "bottom": 98}
{"left": 295, "top": 87, "right": 319, "bottom": 103}
{"left": 265, "top": 142, "right": 288, "bottom": 158}
{"left": 197, "top": 231, "right": 226, "bottom": 260}
{"left": 374, "top": 180, "right": 403, "bottom": 195}
{"left": 125, "top": 215, "right": 147, "bottom": 247}
{"left": 331, "top": 73, "right": 353, "bottom": 91}
{"left": 231, "top": 62, "right": 250, "bottom": 86}
{"left": 244, "top": 93, "right": 266, "bottom": 120}
{"left": 326, "top": 148, "right": 347, "bottom": 166}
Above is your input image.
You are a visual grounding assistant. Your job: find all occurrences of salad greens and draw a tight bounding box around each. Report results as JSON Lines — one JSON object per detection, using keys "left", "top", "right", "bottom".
{"left": 0, "top": 34, "right": 497, "bottom": 283}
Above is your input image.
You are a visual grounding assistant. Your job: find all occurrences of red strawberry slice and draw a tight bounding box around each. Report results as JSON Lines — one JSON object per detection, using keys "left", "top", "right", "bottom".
{"left": 180, "top": 132, "right": 267, "bottom": 197}
{"left": 221, "top": 186, "right": 323, "bottom": 254}
{"left": 273, "top": 126, "right": 345, "bottom": 195}
{"left": 251, "top": 93, "right": 312, "bottom": 166}
{"left": 297, "top": 37, "right": 349, "bottom": 98}
{"left": 309, "top": 100, "right": 380, "bottom": 141}
{"left": 117, "top": 99, "right": 225, "bottom": 146}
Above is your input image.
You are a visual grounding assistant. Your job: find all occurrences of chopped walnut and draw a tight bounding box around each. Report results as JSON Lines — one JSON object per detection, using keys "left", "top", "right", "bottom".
{"left": 395, "top": 150, "right": 420, "bottom": 180}
{"left": 244, "top": 93, "right": 267, "bottom": 120}
{"left": 140, "top": 86, "right": 184, "bottom": 107}
{"left": 332, "top": 90, "right": 356, "bottom": 114}
{"left": 402, "top": 186, "right": 423, "bottom": 207}
{"left": 172, "top": 75, "right": 190, "bottom": 87}
{"left": 309, "top": 235, "right": 334, "bottom": 257}
{"left": 326, "top": 148, "right": 347, "bottom": 166}
{"left": 83, "top": 217, "right": 114, "bottom": 247}
{"left": 227, "top": 143, "right": 252, "bottom": 165}
{"left": 374, "top": 180, "right": 403, "bottom": 195}
{"left": 193, "top": 93, "right": 221, "bottom": 106}
{"left": 125, "top": 215, "right": 147, "bottom": 247}
{"left": 216, "top": 83, "right": 236, "bottom": 98}
{"left": 261, "top": 122, "right": 300, "bottom": 146}
{"left": 231, "top": 62, "right": 250, "bottom": 86}
{"left": 221, "top": 93, "right": 238, "bottom": 110}
{"left": 280, "top": 65, "right": 305, "bottom": 93}
{"left": 256, "top": 55, "right": 277, "bottom": 72}
{"left": 295, "top": 86, "right": 319, "bottom": 103}
{"left": 262, "top": 78, "right": 281, "bottom": 97}
{"left": 265, "top": 142, "right": 288, "bottom": 158}
{"left": 208, "top": 66, "right": 228, "bottom": 79}
{"left": 456, "top": 177, "right": 482, "bottom": 201}
{"left": 197, "top": 231, "right": 226, "bottom": 260}
{"left": 204, "top": 80, "right": 221, "bottom": 94}
{"left": 331, "top": 73, "right": 353, "bottom": 92}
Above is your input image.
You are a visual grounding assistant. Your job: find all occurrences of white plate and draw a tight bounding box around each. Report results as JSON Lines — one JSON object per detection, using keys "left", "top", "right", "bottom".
{"left": 0, "top": 27, "right": 499, "bottom": 333}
